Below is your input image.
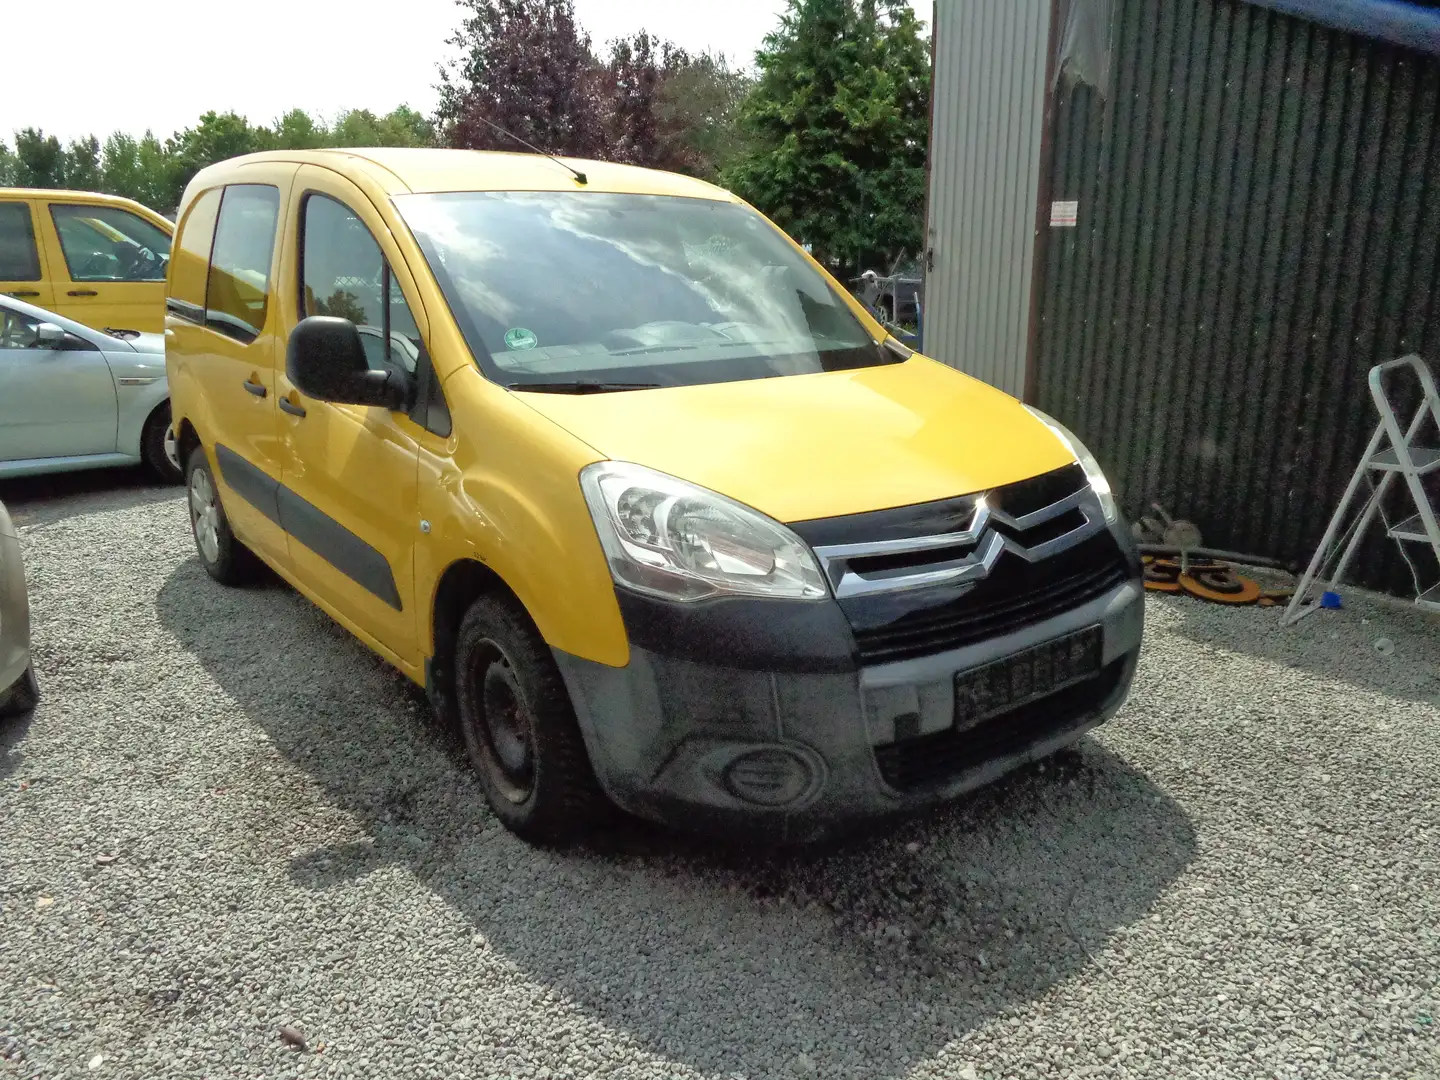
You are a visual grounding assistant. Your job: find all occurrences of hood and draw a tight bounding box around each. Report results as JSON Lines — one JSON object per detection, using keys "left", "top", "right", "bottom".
{"left": 122, "top": 331, "right": 166, "bottom": 356}
{"left": 516, "top": 356, "right": 1076, "bottom": 524}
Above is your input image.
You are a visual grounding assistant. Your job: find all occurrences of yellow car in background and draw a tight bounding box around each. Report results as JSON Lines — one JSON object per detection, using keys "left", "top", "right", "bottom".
{"left": 0, "top": 189, "right": 172, "bottom": 333}
{"left": 166, "top": 148, "right": 1143, "bottom": 845}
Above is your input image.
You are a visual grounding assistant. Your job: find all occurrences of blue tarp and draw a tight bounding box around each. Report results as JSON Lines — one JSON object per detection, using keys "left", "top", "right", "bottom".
{"left": 1245, "top": 0, "right": 1440, "bottom": 55}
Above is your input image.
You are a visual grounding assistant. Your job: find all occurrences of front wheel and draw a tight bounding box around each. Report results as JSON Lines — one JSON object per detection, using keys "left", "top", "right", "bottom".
{"left": 454, "top": 595, "right": 605, "bottom": 844}
{"left": 0, "top": 666, "right": 39, "bottom": 719}
{"left": 186, "top": 450, "right": 261, "bottom": 585}
{"left": 141, "top": 402, "right": 182, "bottom": 484}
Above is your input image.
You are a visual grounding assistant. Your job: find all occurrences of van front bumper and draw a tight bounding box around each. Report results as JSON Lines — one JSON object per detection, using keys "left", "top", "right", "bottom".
{"left": 554, "top": 560, "right": 1144, "bottom": 843}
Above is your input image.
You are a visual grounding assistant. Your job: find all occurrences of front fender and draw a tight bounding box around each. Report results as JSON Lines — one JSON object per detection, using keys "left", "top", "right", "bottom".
{"left": 108, "top": 351, "right": 171, "bottom": 458}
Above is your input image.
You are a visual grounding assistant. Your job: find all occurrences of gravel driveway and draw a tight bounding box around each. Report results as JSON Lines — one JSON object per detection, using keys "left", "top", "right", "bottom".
{"left": 2, "top": 478, "right": 1437, "bottom": 1080}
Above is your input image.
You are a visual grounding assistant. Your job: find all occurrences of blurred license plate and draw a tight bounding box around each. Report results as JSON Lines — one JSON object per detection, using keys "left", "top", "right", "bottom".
{"left": 954, "top": 625, "right": 1102, "bottom": 731}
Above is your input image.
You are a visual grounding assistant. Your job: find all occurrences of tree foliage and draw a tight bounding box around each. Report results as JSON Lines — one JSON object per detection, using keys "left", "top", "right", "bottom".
{"left": 2, "top": 105, "right": 438, "bottom": 213}
{"left": 437, "top": 0, "right": 752, "bottom": 179}
{"left": 723, "top": 0, "right": 929, "bottom": 270}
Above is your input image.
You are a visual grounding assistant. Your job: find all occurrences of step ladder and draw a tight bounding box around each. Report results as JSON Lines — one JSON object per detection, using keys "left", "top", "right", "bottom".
{"left": 1282, "top": 354, "right": 1440, "bottom": 625}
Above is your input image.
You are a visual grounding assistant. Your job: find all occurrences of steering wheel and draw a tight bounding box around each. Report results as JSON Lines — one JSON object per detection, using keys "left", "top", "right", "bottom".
{"left": 121, "top": 245, "right": 163, "bottom": 281}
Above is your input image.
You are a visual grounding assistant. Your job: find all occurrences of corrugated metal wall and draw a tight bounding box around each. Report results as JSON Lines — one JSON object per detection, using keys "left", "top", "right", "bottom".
{"left": 1036, "top": 0, "right": 1440, "bottom": 592}
{"left": 924, "top": 0, "right": 1054, "bottom": 397}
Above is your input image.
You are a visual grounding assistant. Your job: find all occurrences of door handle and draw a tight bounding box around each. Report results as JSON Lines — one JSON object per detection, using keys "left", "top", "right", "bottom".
{"left": 243, "top": 379, "right": 267, "bottom": 397}
{"left": 67, "top": 289, "right": 98, "bottom": 297}
{"left": 279, "top": 397, "right": 307, "bottom": 418}
{"left": 6, "top": 290, "right": 39, "bottom": 298}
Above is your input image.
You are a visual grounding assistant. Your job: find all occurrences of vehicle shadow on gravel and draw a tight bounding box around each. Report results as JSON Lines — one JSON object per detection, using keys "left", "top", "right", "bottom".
{"left": 156, "top": 559, "right": 1197, "bottom": 1080}
{"left": 1155, "top": 591, "right": 1440, "bottom": 706}
{"left": 0, "top": 468, "right": 179, "bottom": 529}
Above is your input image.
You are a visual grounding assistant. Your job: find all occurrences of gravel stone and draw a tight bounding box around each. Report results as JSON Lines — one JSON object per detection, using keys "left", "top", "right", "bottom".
{"left": 1, "top": 479, "right": 1437, "bottom": 1079}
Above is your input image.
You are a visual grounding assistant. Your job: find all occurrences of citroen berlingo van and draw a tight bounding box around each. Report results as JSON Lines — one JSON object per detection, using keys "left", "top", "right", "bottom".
{"left": 165, "top": 148, "right": 1143, "bottom": 844}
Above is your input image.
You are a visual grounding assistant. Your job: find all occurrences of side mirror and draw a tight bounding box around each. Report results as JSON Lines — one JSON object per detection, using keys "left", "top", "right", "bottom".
{"left": 36, "top": 322, "right": 65, "bottom": 347}
{"left": 286, "top": 316, "right": 410, "bottom": 411}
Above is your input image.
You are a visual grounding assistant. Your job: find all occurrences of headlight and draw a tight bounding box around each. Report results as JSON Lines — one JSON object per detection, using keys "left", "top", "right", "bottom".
{"left": 580, "top": 462, "right": 829, "bottom": 602}
{"left": 1022, "top": 405, "right": 1118, "bottom": 524}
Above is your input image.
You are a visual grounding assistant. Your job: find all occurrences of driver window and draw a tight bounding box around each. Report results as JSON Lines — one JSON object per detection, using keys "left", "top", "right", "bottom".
{"left": 300, "top": 194, "right": 418, "bottom": 374}
{"left": 0, "top": 310, "right": 50, "bottom": 350}
{"left": 49, "top": 204, "right": 172, "bottom": 283}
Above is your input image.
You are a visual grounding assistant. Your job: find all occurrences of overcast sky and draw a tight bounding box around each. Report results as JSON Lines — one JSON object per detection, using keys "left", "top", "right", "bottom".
{"left": 4, "top": 0, "right": 929, "bottom": 146}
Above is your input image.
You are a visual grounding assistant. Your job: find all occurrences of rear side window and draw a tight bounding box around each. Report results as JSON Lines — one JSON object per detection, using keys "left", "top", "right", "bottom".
{"left": 50, "top": 204, "right": 171, "bottom": 282}
{"left": 206, "top": 184, "right": 280, "bottom": 344}
{"left": 299, "top": 193, "right": 420, "bottom": 373}
{"left": 168, "top": 188, "right": 222, "bottom": 322}
{"left": 0, "top": 202, "right": 41, "bottom": 282}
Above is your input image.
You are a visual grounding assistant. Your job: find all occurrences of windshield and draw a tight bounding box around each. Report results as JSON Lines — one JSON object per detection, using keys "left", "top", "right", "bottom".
{"left": 394, "top": 191, "right": 895, "bottom": 391}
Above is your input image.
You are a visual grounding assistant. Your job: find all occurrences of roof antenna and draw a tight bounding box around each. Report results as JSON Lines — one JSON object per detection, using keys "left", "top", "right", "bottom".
{"left": 471, "top": 116, "right": 588, "bottom": 185}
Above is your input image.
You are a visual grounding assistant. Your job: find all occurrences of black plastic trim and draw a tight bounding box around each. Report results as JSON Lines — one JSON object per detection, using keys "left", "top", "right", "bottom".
{"left": 214, "top": 444, "right": 281, "bottom": 526}
{"left": 614, "top": 587, "right": 858, "bottom": 674}
{"left": 276, "top": 488, "right": 402, "bottom": 610}
{"left": 166, "top": 297, "right": 204, "bottom": 324}
{"left": 213, "top": 442, "right": 401, "bottom": 610}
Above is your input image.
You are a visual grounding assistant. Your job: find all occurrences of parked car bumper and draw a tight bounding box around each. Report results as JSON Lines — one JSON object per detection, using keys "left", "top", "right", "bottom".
{"left": 554, "top": 540, "right": 1144, "bottom": 843}
{"left": 0, "top": 502, "right": 33, "bottom": 701}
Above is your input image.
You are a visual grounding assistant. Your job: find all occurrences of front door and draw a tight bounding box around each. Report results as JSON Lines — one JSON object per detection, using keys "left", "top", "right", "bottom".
{"left": 273, "top": 166, "right": 427, "bottom": 662}
{"left": 0, "top": 201, "right": 55, "bottom": 311}
{"left": 41, "top": 201, "right": 171, "bottom": 333}
{"left": 0, "top": 308, "right": 116, "bottom": 462}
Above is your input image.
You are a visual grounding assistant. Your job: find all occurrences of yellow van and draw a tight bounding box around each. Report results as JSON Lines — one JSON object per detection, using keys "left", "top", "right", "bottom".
{"left": 0, "top": 188, "right": 173, "bottom": 333}
{"left": 165, "top": 148, "right": 1143, "bottom": 844}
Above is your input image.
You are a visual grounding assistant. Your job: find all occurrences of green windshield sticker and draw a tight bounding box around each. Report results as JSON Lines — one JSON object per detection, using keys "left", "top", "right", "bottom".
{"left": 504, "top": 327, "right": 538, "bottom": 351}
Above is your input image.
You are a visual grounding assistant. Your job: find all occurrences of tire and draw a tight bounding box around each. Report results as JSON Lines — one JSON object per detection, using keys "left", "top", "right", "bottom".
{"left": 142, "top": 402, "right": 182, "bottom": 484}
{"left": 454, "top": 594, "right": 605, "bottom": 844}
{"left": 186, "top": 449, "right": 262, "bottom": 585}
{"left": 0, "top": 666, "right": 39, "bottom": 719}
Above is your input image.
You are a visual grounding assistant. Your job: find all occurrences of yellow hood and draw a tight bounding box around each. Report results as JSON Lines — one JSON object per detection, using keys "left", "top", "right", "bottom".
{"left": 517, "top": 356, "right": 1076, "bottom": 524}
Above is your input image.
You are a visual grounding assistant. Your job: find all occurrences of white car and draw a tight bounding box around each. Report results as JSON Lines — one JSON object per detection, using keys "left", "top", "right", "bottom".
{"left": 0, "top": 497, "right": 36, "bottom": 719}
{"left": 0, "top": 294, "right": 179, "bottom": 481}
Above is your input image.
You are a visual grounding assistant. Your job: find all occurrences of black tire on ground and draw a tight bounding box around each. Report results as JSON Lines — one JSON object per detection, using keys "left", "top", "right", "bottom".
{"left": 185, "top": 449, "right": 262, "bottom": 585}
{"left": 454, "top": 594, "right": 606, "bottom": 844}
{"left": 0, "top": 665, "right": 39, "bottom": 719}
{"left": 141, "top": 402, "right": 182, "bottom": 484}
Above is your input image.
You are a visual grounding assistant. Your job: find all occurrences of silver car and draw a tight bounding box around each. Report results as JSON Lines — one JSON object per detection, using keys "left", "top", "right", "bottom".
{"left": 0, "top": 295, "right": 179, "bottom": 481}
{"left": 0, "top": 497, "right": 36, "bottom": 718}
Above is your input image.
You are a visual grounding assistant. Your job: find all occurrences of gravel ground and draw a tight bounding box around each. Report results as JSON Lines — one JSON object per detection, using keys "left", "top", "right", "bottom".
{"left": 1, "top": 476, "right": 1437, "bottom": 1080}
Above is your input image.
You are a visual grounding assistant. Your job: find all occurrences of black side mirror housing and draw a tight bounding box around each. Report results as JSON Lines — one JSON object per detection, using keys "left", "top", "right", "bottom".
{"left": 286, "top": 316, "right": 410, "bottom": 411}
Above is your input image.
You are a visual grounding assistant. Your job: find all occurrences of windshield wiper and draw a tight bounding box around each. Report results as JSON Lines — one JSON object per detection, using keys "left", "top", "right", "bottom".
{"left": 506, "top": 380, "right": 661, "bottom": 394}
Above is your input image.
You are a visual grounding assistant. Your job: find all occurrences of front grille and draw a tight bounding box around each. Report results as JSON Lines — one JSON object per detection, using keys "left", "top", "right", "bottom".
{"left": 849, "top": 532, "right": 1130, "bottom": 664}
{"left": 874, "top": 661, "right": 1125, "bottom": 791}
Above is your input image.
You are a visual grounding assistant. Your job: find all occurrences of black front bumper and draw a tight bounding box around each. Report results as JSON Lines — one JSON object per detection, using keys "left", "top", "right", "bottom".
{"left": 554, "top": 520, "right": 1145, "bottom": 842}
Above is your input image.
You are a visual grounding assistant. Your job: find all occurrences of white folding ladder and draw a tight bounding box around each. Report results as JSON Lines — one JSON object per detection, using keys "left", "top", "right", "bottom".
{"left": 1282, "top": 354, "right": 1440, "bottom": 625}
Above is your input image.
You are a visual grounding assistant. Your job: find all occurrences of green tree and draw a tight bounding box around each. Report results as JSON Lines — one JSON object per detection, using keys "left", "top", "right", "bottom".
{"left": 657, "top": 52, "right": 754, "bottom": 181}
{"left": 135, "top": 131, "right": 172, "bottom": 211}
{"left": 273, "top": 108, "right": 331, "bottom": 149}
{"left": 64, "top": 135, "right": 102, "bottom": 191}
{"left": 723, "top": 0, "right": 929, "bottom": 270}
{"left": 0, "top": 140, "right": 16, "bottom": 186}
{"left": 100, "top": 133, "right": 145, "bottom": 201}
{"left": 13, "top": 129, "right": 66, "bottom": 188}
{"left": 375, "top": 105, "right": 436, "bottom": 147}
{"left": 164, "top": 111, "right": 275, "bottom": 209}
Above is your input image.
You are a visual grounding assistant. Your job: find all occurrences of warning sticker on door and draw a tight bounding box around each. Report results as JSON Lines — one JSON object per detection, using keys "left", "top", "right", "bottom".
{"left": 1050, "top": 200, "right": 1079, "bottom": 228}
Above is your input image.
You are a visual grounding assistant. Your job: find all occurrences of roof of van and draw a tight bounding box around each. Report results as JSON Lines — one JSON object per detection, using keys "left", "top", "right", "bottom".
{"left": 197, "top": 148, "right": 738, "bottom": 201}
{"left": 0, "top": 187, "right": 160, "bottom": 207}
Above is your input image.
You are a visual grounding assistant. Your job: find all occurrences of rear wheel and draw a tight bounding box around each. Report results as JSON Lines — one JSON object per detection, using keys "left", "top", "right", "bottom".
{"left": 142, "top": 402, "right": 182, "bottom": 484}
{"left": 454, "top": 595, "right": 604, "bottom": 844}
{"left": 186, "top": 450, "right": 261, "bottom": 585}
{"left": 0, "top": 666, "right": 39, "bottom": 719}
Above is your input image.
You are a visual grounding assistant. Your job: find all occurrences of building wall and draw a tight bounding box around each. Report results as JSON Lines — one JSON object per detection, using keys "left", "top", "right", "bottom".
{"left": 1036, "top": 0, "right": 1440, "bottom": 592}
{"left": 923, "top": 0, "right": 1055, "bottom": 397}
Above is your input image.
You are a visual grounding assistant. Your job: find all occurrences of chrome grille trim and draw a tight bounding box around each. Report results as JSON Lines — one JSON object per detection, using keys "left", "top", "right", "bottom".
{"left": 813, "top": 486, "right": 1105, "bottom": 598}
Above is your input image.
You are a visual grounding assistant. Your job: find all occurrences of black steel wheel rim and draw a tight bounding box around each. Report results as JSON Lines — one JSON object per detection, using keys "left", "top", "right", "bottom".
{"left": 473, "top": 643, "right": 535, "bottom": 804}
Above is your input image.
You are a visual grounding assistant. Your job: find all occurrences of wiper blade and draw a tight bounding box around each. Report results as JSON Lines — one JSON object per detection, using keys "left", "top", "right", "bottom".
{"left": 507, "top": 380, "right": 661, "bottom": 394}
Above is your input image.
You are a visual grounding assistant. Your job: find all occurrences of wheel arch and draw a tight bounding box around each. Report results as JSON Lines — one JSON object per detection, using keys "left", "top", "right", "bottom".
{"left": 427, "top": 557, "right": 526, "bottom": 726}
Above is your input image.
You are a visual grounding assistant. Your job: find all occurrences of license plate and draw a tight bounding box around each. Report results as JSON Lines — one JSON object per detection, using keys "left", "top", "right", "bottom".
{"left": 954, "top": 625, "right": 1103, "bottom": 731}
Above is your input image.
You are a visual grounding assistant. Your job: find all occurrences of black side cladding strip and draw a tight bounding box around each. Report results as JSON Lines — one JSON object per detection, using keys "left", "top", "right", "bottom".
{"left": 214, "top": 444, "right": 282, "bottom": 527}
{"left": 166, "top": 297, "right": 205, "bottom": 324}
{"left": 275, "top": 487, "right": 403, "bottom": 611}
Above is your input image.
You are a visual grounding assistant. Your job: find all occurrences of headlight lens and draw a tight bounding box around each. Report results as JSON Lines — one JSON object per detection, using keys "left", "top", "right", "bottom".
{"left": 1022, "top": 405, "right": 1118, "bottom": 523}
{"left": 580, "top": 462, "right": 829, "bottom": 602}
